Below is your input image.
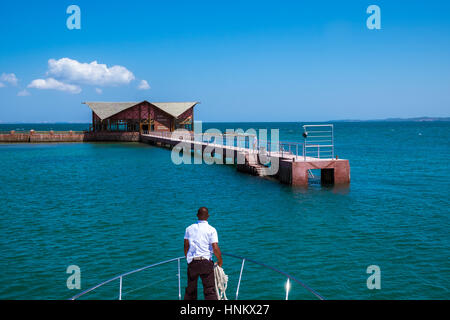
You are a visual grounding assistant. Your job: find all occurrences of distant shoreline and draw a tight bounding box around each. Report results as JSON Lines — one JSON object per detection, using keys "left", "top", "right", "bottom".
{"left": 329, "top": 116, "right": 450, "bottom": 123}
{"left": 0, "top": 116, "right": 449, "bottom": 125}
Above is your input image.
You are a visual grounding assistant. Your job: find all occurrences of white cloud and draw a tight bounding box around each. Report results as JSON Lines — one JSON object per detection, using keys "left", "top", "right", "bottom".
{"left": 0, "top": 82, "right": 4, "bottom": 87}
{"left": 138, "top": 79, "right": 150, "bottom": 90}
{"left": 28, "top": 78, "right": 81, "bottom": 94}
{"left": 47, "top": 58, "right": 135, "bottom": 86}
{"left": 95, "top": 88, "right": 103, "bottom": 94}
{"left": 17, "top": 89, "right": 30, "bottom": 96}
{"left": 0, "top": 73, "right": 18, "bottom": 86}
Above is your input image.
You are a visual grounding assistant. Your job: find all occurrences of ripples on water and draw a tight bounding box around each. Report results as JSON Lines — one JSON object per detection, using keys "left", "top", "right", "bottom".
{"left": 0, "top": 122, "right": 448, "bottom": 299}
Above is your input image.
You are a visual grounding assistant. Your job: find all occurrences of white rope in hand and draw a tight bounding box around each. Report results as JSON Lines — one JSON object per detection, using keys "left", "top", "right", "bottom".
{"left": 214, "top": 264, "right": 228, "bottom": 300}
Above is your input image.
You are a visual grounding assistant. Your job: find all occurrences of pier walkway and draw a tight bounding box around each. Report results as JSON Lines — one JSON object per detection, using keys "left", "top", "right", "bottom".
{"left": 140, "top": 130, "right": 350, "bottom": 187}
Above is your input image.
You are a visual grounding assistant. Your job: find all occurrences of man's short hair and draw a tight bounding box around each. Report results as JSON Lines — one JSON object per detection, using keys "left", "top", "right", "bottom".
{"left": 197, "top": 207, "right": 209, "bottom": 219}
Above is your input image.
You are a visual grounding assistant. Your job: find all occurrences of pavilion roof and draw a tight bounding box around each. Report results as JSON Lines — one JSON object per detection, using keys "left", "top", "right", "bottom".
{"left": 83, "top": 101, "right": 198, "bottom": 120}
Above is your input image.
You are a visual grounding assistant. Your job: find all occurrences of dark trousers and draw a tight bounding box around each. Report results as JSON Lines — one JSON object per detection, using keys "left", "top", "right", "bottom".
{"left": 184, "top": 260, "right": 217, "bottom": 300}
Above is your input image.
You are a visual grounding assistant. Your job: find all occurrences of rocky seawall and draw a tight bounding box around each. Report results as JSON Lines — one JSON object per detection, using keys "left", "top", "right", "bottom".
{"left": 0, "top": 130, "right": 141, "bottom": 142}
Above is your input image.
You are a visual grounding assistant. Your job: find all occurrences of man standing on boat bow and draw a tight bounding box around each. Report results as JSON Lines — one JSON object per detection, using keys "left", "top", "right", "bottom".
{"left": 184, "top": 207, "right": 223, "bottom": 300}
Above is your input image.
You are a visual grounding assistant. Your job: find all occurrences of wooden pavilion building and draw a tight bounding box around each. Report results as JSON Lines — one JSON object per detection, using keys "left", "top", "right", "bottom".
{"left": 83, "top": 101, "right": 198, "bottom": 133}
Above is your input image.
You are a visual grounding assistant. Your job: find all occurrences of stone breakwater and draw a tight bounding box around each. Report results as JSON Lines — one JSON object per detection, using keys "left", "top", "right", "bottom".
{"left": 0, "top": 130, "right": 140, "bottom": 142}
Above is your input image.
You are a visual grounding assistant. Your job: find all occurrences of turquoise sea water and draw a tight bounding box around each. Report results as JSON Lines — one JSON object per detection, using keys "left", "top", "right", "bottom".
{"left": 0, "top": 122, "right": 449, "bottom": 300}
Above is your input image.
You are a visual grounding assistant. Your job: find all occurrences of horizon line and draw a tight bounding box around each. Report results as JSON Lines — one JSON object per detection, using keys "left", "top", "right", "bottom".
{"left": 1, "top": 115, "right": 449, "bottom": 125}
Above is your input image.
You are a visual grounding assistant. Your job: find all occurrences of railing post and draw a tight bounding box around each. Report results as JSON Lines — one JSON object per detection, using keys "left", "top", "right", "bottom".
{"left": 236, "top": 258, "right": 245, "bottom": 300}
{"left": 178, "top": 258, "right": 181, "bottom": 300}
{"left": 285, "top": 278, "right": 290, "bottom": 300}
{"left": 119, "top": 276, "right": 122, "bottom": 300}
{"left": 331, "top": 124, "right": 334, "bottom": 159}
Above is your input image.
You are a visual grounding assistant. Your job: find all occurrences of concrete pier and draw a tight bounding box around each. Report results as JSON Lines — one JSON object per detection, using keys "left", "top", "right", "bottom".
{"left": 278, "top": 158, "right": 350, "bottom": 187}
{"left": 140, "top": 132, "right": 350, "bottom": 187}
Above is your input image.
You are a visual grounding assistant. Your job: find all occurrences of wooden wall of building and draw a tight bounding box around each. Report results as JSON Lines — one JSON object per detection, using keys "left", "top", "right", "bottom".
{"left": 92, "top": 102, "right": 194, "bottom": 132}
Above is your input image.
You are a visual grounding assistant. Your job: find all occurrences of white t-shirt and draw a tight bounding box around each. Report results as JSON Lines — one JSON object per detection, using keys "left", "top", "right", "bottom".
{"left": 184, "top": 220, "right": 219, "bottom": 264}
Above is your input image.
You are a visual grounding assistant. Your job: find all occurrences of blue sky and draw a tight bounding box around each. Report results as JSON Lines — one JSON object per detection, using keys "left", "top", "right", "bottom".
{"left": 0, "top": 0, "right": 449, "bottom": 122}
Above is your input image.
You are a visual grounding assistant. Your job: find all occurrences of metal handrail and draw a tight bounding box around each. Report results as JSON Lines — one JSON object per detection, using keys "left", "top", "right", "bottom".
{"left": 70, "top": 253, "right": 325, "bottom": 300}
{"left": 142, "top": 131, "right": 305, "bottom": 159}
{"left": 302, "top": 124, "right": 334, "bottom": 160}
{"left": 70, "top": 256, "right": 184, "bottom": 300}
{"left": 143, "top": 129, "right": 337, "bottom": 161}
{"left": 223, "top": 253, "right": 325, "bottom": 300}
